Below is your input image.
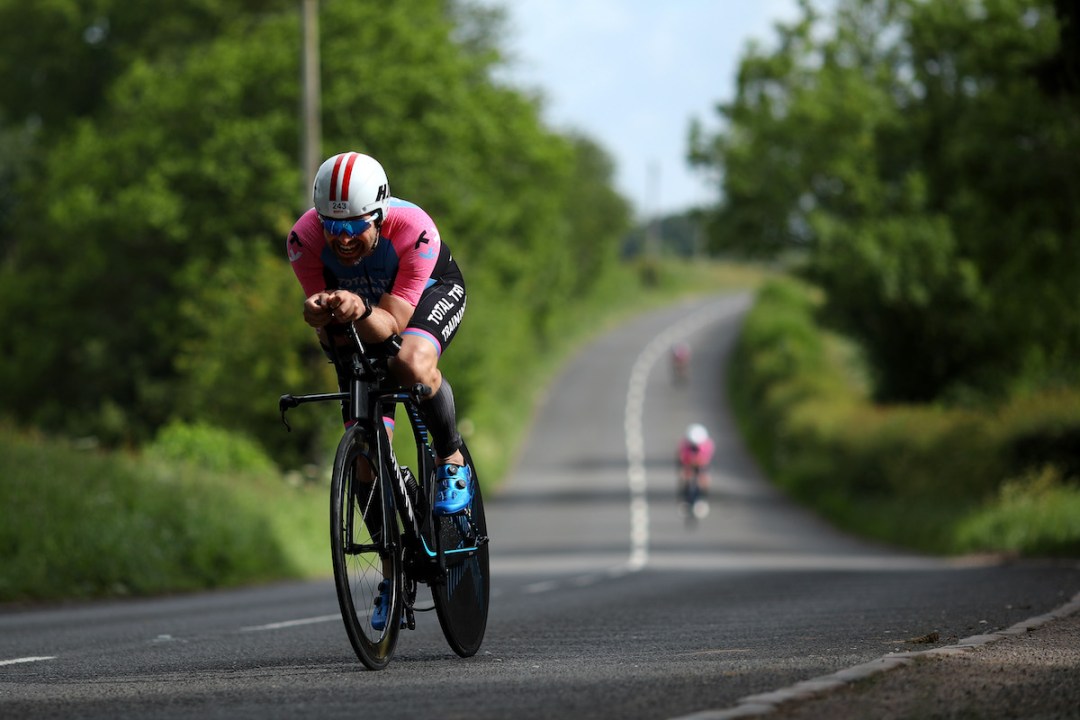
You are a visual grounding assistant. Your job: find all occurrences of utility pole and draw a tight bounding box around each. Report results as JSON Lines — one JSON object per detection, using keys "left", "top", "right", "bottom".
{"left": 645, "top": 160, "right": 661, "bottom": 259}
{"left": 300, "top": 0, "right": 321, "bottom": 209}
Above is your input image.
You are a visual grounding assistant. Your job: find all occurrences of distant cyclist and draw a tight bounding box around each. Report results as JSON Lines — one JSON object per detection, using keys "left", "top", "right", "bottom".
{"left": 286, "top": 151, "right": 473, "bottom": 517}
{"left": 677, "top": 423, "right": 714, "bottom": 520}
{"left": 671, "top": 342, "right": 691, "bottom": 384}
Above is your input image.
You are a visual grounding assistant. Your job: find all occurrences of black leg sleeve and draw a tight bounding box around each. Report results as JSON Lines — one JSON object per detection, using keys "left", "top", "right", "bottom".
{"left": 422, "top": 377, "right": 463, "bottom": 460}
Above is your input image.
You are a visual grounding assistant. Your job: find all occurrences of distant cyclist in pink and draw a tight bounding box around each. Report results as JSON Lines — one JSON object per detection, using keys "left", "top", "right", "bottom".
{"left": 286, "top": 151, "right": 471, "bottom": 517}
{"left": 677, "top": 423, "right": 715, "bottom": 519}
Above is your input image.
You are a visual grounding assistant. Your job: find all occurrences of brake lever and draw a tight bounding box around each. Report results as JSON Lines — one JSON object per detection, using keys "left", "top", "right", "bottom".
{"left": 411, "top": 383, "right": 433, "bottom": 403}
{"left": 279, "top": 394, "right": 299, "bottom": 432}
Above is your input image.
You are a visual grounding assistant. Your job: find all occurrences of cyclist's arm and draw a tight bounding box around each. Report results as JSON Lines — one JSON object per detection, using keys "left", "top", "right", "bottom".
{"left": 311, "top": 289, "right": 413, "bottom": 342}
{"left": 288, "top": 214, "right": 331, "bottom": 297}
{"left": 364, "top": 292, "right": 413, "bottom": 342}
{"left": 699, "top": 439, "right": 716, "bottom": 466}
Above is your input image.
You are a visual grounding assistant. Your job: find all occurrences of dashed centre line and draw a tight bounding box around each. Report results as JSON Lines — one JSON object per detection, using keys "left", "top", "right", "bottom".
{"left": 239, "top": 614, "right": 340, "bottom": 632}
{"left": 0, "top": 656, "right": 56, "bottom": 666}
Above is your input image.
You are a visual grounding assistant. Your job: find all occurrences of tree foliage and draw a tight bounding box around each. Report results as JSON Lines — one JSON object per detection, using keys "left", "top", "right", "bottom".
{"left": 0, "top": 0, "right": 294, "bottom": 133}
{"left": 691, "top": 0, "right": 1080, "bottom": 402}
{"left": 0, "top": 0, "right": 631, "bottom": 467}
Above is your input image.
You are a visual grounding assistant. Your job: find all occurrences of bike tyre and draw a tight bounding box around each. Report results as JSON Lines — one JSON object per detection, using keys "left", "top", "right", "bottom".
{"left": 431, "top": 440, "right": 490, "bottom": 658}
{"left": 330, "top": 425, "right": 402, "bottom": 670}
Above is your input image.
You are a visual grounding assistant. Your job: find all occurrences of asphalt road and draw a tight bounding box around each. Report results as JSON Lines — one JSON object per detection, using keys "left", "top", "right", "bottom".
{"left": 2, "top": 294, "right": 1078, "bottom": 719}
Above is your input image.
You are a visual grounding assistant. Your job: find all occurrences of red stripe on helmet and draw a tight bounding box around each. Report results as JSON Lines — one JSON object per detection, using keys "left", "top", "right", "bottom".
{"left": 328, "top": 154, "right": 347, "bottom": 201}
{"left": 340, "top": 153, "right": 359, "bottom": 203}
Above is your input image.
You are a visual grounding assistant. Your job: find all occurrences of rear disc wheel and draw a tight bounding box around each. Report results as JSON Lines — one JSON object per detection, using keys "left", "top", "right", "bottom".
{"left": 431, "top": 440, "right": 490, "bottom": 657}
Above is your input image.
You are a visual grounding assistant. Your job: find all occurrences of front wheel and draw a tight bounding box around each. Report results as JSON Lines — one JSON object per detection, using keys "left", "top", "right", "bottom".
{"left": 679, "top": 468, "right": 707, "bottom": 527}
{"left": 431, "top": 440, "right": 490, "bottom": 657}
{"left": 330, "top": 425, "right": 402, "bottom": 670}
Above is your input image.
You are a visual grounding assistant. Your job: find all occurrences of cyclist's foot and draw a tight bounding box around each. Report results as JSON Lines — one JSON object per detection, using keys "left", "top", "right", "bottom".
{"left": 692, "top": 499, "right": 709, "bottom": 519}
{"left": 371, "top": 580, "right": 393, "bottom": 630}
{"left": 434, "top": 463, "right": 473, "bottom": 515}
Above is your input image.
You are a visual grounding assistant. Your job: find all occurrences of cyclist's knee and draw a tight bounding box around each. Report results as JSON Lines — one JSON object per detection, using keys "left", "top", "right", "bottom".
{"left": 392, "top": 334, "right": 441, "bottom": 387}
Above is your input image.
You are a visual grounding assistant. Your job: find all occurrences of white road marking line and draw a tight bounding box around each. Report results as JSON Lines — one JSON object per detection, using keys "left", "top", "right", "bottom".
{"left": 0, "top": 656, "right": 56, "bottom": 666}
{"left": 518, "top": 571, "right": 612, "bottom": 595}
{"left": 524, "top": 582, "right": 561, "bottom": 595}
{"left": 670, "top": 590, "right": 1080, "bottom": 720}
{"left": 239, "top": 614, "right": 340, "bottom": 632}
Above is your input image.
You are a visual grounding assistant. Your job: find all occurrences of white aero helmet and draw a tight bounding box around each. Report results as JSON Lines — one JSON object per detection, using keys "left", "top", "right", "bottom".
{"left": 313, "top": 152, "right": 390, "bottom": 223}
{"left": 687, "top": 423, "right": 709, "bottom": 445}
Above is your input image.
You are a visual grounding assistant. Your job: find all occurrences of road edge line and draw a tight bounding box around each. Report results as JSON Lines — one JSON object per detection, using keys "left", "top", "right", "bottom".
{"left": 670, "top": 589, "right": 1080, "bottom": 719}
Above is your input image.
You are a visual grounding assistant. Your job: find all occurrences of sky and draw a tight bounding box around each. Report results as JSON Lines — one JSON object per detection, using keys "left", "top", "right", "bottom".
{"left": 491, "top": 0, "right": 811, "bottom": 218}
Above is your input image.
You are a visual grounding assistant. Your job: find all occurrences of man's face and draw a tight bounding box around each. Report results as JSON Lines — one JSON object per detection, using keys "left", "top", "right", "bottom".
{"left": 321, "top": 215, "right": 379, "bottom": 264}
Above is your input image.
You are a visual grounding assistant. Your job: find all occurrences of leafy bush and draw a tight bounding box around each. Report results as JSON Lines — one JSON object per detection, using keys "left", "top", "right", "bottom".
{"left": 957, "top": 466, "right": 1080, "bottom": 556}
{"left": 996, "top": 389, "right": 1080, "bottom": 481}
{"left": 0, "top": 426, "right": 333, "bottom": 602}
{"left": 147, "top": 421, "right": 276, "bottom": 476}
{"left": 730, "top": 277, "right": 1080, "bottom": 555}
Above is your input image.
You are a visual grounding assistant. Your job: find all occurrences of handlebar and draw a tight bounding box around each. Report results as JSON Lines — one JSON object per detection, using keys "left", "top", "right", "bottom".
{"left": 278, "top": 307, "right": 424, "bottom": 431}
{"left": 278, "top": 391, "right": 347, "bottom": 431}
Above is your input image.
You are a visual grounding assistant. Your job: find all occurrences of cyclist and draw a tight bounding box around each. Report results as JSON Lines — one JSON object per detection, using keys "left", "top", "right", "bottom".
{"left": 671, "top": 341, "right": 690, "bottom": 384}
{"left": 677, "top": 423, "right": 714, "bottom": 519}
{"left": 286, "top": 151, "right": 473, "bottom": 518}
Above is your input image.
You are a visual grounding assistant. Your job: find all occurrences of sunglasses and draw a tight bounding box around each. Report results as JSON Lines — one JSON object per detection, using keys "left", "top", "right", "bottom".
{"left": 320, "top": 214, "right": 375, "bottom": 237}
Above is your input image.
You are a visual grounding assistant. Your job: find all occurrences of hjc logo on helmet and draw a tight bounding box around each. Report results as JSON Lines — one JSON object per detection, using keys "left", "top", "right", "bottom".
{"left": 376, "top": 184, "right": 389, "bottom": 202}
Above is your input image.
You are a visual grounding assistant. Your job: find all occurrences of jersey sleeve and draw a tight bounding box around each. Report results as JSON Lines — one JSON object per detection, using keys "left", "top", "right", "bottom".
{"left": 699, "top": 439, "right": 716, "bottom": 464}
{"left": 287, "top": 209, "right": 328, "bottom": 298}
{"left": 385, "top": 203, "right": 442, "bottom": 307}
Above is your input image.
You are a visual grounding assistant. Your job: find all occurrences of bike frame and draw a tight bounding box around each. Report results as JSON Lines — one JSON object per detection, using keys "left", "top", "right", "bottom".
{"left": 278, "top": 324, "right": 480, "bottom": 587}
{"left": 281, "top": 321, "right": 490, "bottom": 667}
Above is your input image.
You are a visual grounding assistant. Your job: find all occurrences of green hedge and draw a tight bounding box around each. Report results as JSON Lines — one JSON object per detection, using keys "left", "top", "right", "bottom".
{"left": 730, "top": 278, "right": 1080, "bottom": 555}
{"left": 0, "top": 428, "right": 325, "bottom": 602}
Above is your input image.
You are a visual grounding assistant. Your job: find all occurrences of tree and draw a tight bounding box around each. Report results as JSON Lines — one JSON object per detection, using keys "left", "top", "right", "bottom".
{"left": 0, "top": 0, "right": 293, "bottom": 134}
{"left": 0, "top": 8, "right": 301, "bottom": 441}
{"left": 0, "top": 0, "right": 633, "bottom": 464}
{"left": 691, "top": 0, "right": 1080, "bottom": 402}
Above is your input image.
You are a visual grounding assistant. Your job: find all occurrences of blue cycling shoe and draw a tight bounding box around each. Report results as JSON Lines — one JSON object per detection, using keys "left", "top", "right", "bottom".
{"left": 371, "top": 580, "right": 393, "bottom": 631}
{"left": 433, "top": 463, "right": 473, "bottom": 515}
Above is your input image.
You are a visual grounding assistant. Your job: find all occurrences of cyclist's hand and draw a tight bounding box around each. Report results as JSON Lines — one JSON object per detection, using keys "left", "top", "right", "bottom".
{"left": 304, "top": 290, "right": 369, "bottom": 327}
{"left": 303, "top": 292, "right": 334, "bottom": 328}
{"left": 323, "top": 290, "right": 366, "bottom": 323}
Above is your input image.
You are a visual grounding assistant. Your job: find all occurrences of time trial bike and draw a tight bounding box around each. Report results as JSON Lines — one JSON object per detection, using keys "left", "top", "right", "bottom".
{"left": 279, "top": 322, "right": 489, "bottom": 670}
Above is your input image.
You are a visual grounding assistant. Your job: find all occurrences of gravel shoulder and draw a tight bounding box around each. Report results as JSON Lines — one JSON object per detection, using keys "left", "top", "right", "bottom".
{"left": 765, "top": 591, "right": 1080, "bottom": 720}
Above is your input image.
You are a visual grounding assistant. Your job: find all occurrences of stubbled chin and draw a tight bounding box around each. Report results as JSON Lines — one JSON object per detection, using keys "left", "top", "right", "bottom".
{"left": 334, "top": 246, "right": 363, "bottom": 264}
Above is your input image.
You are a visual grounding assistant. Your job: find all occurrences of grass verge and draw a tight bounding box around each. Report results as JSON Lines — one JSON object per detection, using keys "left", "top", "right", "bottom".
{"left": 0, "top": 427, "right": 326, "bottom": 603}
